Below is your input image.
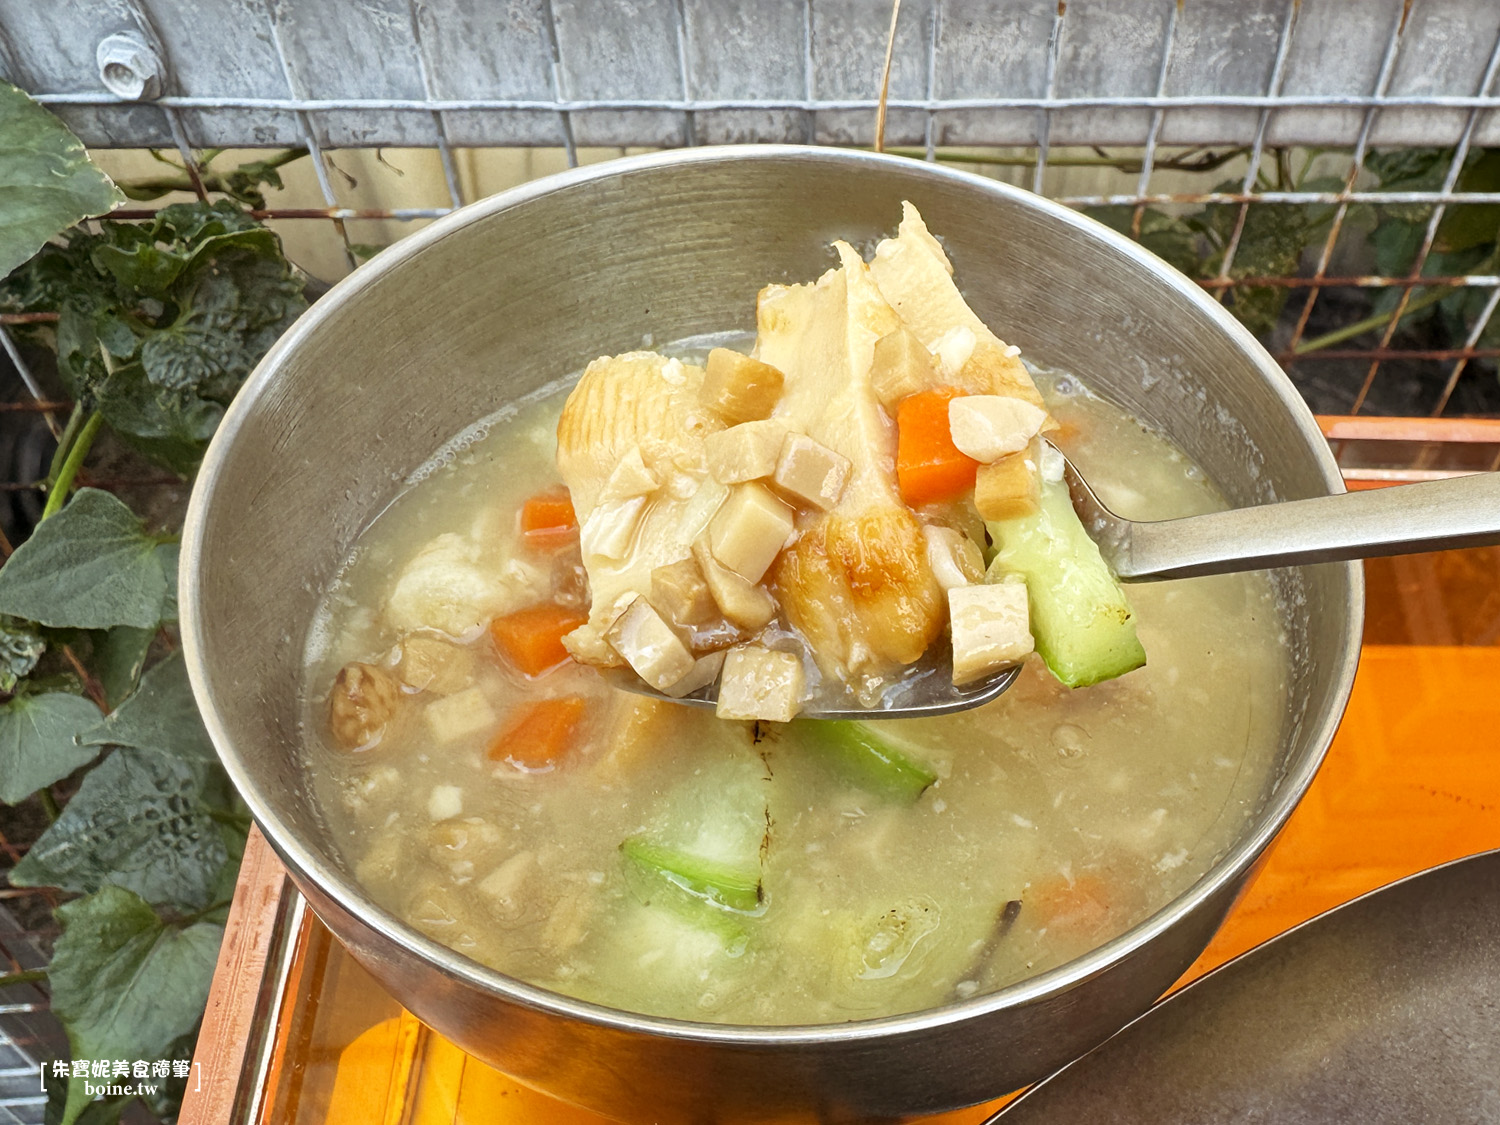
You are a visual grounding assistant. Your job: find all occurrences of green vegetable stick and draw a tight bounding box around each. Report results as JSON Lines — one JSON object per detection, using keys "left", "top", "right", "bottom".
{"left": 793, "top": 720, "right": 938, "bottom": 803}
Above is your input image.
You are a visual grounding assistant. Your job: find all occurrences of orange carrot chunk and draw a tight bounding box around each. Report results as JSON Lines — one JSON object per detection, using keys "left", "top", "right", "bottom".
{"left": 488, "top": 696, "right": 588, "bottom": 769}
{"left": 489, "top": 604, "right": 587, "bottom": 677}
{"left": 519, "top": 489, "right": 579, "bottom": 551}
{"left": 896, "top": 388, "right": 980, "bottom": 507}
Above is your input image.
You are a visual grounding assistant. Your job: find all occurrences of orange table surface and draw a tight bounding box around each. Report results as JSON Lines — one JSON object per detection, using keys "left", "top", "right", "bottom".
{"left": 238, "top": 636, "right": 1500, "bottom": 1125}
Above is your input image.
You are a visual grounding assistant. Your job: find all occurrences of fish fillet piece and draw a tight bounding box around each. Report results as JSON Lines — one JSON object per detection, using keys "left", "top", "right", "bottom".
{"left": 555, "top": 351, "right": 726, "bottom": 665}
{"left": 757, "top": 243, "right": 943, "bottom": 696}
{"left": 869, "top": 202, "right": 1053, "bottom": 418}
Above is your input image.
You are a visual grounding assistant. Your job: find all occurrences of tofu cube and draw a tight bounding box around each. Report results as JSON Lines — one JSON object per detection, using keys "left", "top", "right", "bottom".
{"left": 715, "top": 645, "right": 806, "bottom": 722}
{"left": 922, "top": 525, "right": 985, "bottom": 591}
{"left": 708, "top": 482, "right": 796, "bottom": 584}
{"left": 948, "top": 395, "right": 1049, "bottom": 463}
{"left": 650, "top": 557, "right": 718, "bottom": 627}
{"left": 949, "top": 579, "right": 1035, "bottom": 685}
{"left": 425, "top": 686, "right": 497, "bottom": 743}
{"left": 702, "top": 348, "right": 785, "bottom": 424}
{"left": 773, "top": 433, "right": 851, "bottom": 511}
{"left": 660, "top": 649, "right": 727, "bottom": 699}
{"left": 870, "top": 327, "right": 938, "bottom": 408}
{"left": 606, "top": 596, "right": 696, "bottom": 691}
{"left": 398, "top": 634, "right": 475, "bottom": 695}
{"left": 704, "top": 419, "right": 788, "bottom": 485}
{"left": 692, "top": 537, "right": 778, "bottom": 630}
{"left": 975, "top": 445, "right": 1041, "bottom": 521}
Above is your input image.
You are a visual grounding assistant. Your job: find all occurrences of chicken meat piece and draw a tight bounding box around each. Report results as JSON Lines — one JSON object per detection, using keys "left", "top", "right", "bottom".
{"left": 869, "top": 203, "right": 1055, "bottom": 420}
{"left": 554, "top": 351, "right": 727, "bottom": 665}
{"left": 757, "top": 243, "right": 944, "bottom": 698}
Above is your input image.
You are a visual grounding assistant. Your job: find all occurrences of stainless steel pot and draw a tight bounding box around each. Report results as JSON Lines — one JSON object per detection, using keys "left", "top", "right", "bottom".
{"left": 181, "top": 146, "right": 1361, "bottom": 1122}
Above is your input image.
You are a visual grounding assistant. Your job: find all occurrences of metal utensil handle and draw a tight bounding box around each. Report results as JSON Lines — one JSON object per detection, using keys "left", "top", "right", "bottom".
{"left": 1120, "top": 471, "right": 1500, "bottom": 581}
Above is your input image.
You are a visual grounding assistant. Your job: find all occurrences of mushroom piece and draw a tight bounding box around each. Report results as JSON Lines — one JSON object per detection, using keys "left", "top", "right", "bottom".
{"left": 329, "top": 661, "right": 402, "bottom": 750}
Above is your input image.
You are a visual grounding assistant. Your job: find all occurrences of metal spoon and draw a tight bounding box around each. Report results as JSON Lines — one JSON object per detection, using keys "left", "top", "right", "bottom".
{"left": 617, "top": 444, "right": 1500, "bottom": 719}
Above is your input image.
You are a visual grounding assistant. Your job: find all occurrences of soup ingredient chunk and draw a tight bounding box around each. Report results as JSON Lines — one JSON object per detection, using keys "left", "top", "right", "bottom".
{"left": 328, "top": 661, "right": 402, "bottom": 750}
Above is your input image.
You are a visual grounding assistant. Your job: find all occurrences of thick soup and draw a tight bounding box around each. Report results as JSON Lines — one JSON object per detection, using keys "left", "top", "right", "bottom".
{"left": 304, "top": 367, "right": 1286, "bottom": 1024}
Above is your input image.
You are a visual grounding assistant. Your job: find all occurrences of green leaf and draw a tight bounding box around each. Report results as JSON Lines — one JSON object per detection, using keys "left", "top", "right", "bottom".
{"left": 49, "top": 886, "right": 220, "bottom": 1125}
{"left": 0, "top": 81, "right": 122, "bottom": 278}
{"left": 11, "top": 747, "right": 227, "bottom": 908}
{"left": 1437, "top": 148, "right": 1500, "bottom": 255}
{"left": 1085, "top": 206, "right": 1201, "bottom": 277}
{"left": 0, "top": 489, "right": 174, "bottom": 629}
{"left": 0, "top": 616, "right": 46, "bottom": 691}
{"left": 95, "top": 362, "right": 224, "bottom": 476}
{"left": 81, "top": 651, "right": 214, "bottom": 764}
{"left": 0, "top": 691, "right": 101, "bottom": 803}
{"left": 92, "top": 626, "right": 154, "bottom": 709}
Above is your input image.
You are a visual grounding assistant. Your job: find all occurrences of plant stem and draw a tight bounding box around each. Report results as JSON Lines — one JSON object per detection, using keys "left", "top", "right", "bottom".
{"left": 0, "top": 969, "right": 46, "bottom": 989}
{"left": 40, "top": 411, "right": 103, "bottom": 521}
{"left": 1294, "top": 285, "right": 1454, "bottom": 355}
{"left": 45, "top": 402, "right": 84, "bottom": 488}
{"left": 36, "top": 787, "right": 59, "bottom": 821}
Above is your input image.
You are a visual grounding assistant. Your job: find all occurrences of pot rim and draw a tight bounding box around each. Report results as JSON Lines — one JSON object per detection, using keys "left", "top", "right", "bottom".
{"left": 180, "top": 143, "right": 1363, "bottom": 1047}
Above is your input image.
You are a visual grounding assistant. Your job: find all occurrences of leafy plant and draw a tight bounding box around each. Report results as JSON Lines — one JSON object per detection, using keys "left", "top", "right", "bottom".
{"left": 0, "top": 82, "right": 305, "bottom": 1125}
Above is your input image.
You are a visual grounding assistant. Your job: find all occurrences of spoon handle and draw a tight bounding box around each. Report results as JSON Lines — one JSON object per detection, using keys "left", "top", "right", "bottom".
{"left": 1119, "top": 471, "right": 1500, "bottom": 581}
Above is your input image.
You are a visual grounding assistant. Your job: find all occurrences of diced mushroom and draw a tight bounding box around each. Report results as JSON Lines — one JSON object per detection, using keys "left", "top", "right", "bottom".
{"left": 692, "top": 537, "right": 778, "bottom": 631}
{"left": 702, "top": 348, "right": 785, "bottom": 423}
{"left": 660, "top": 648, "right": 728, "bottom": 699}
{"left": 922, "top": 525, "right": 985, "bottom": 591}
{"left": 975, "top": 445, "right": 1041, "bottom": 521}
{"left": 704, "top": 419, "right": 789, "bottom": 485}
{"left": 715, "top": 645, "right": 806, "bottom": 722}
{"left": 650, "top": 556, "right": 719, "bottom": 628}
{"left": 708, "top": 482, "right": 796, "bottom": 583}
{"left": 948, "top": 395, "right": 1049, "bottom": 463}
{"left": 869, "top": 326, "right": 938, "bottom": 409}
{"left": 397, "top": 634, "right": 476, "bottom": 695}
{"left": 949, "top": 578, "right": 1035, "bottom": 685}
{"left": 773, "top": 432, "right": 851, "bottom": 511}
{"left": 424, "top": 686, "right": 497, "bottom": 743}
{"left": 606, "top": 596, "right": 697, "bottom": 691}
{"left": 328, "top": 662, "right": 402, "bottom": 750}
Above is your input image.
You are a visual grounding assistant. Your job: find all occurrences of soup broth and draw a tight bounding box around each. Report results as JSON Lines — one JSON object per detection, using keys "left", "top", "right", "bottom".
{"left": 303, "top": 368, "right": 1286, "bottom": 1025}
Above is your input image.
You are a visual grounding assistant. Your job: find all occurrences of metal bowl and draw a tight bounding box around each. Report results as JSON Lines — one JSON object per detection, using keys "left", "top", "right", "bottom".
{"left": 181, "top": 146, "right": 1361, "bottom": 1122}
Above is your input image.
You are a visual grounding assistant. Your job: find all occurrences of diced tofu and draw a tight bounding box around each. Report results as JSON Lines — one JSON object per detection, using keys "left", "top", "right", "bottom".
{"left": 708, "top": 482, "right": 796, "bottom": 583}
{"left": 869, "top": 326, "right": 938, "bottom": 408}
{"left": 579, "top": 495, "right": 647, "bottom": 561}
{"left": 975, "top": 446, "right": 1041, "bottom": 521}
{"left": 948, "top": 395, "right": 1049, "bottom": 463}
{"left": 702, "top": 348, "right": 785, "bottom": 423}
{"left": 922, "top": 525, "right": 985, "bottom": 591}
{"left": 600, "top": 446, "right": 659, "bottom": 502}
{"left": 427, "top": 785, "right": 464, "bottom": 821}
{"left": 606, "top": 596, "right": 697, "bottom": 691}
{"left": 704, "top": 419, "right": 788, "bottom": 484}
{"left": 424, "top": 686, "right": 497, "bottom": 743}
{"left": 692, "top": 537, "right": 778, "bottom": 630}
{"left": 398, "top": 634, "right": 475, "bottom": 695}
{"left": 715, "top": 645, "right": 806, "bottom": 722}
{"left": 949, "top": 579, "right": 1035, "bottom": 685}
{"left": 774, "top": 433, "right": 851, "bottom": 511}
{"left": 660, "top": 648, "right": 727, "bottom": 699}
{"left": 650, "top": 557, "right": 718, "bottom": 627}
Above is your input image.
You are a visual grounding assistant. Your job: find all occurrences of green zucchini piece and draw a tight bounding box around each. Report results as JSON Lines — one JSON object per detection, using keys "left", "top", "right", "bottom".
{"left": 986, "top": 474, "right": 1146, "bottom": 688}
{"left": 621, "top": 838, "right": 762, "bottom": 913}
{"left": 793, "top": 719, "right": 938, "bottom": 803}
